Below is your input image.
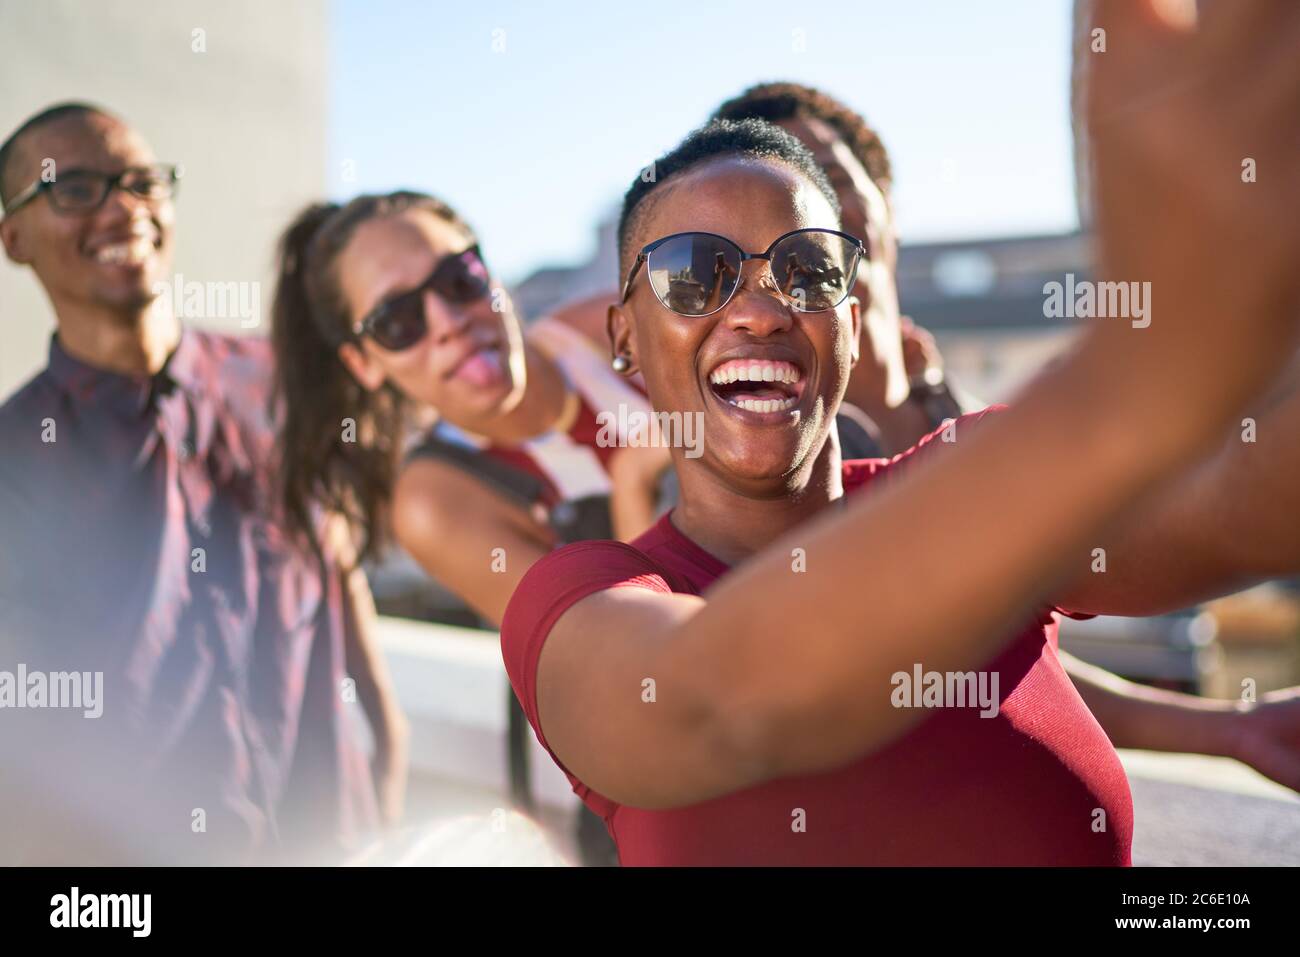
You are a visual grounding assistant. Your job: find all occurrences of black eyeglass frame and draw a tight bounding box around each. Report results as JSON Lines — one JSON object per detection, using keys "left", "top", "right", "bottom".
{"left": 2, "top": 163, "right": 180, "bottom": 217}
{"left": 350, "top": 243, "right": 491, "bottom": 347}
{"left": 619, "top": 227, "right": 867, "bottom": 318}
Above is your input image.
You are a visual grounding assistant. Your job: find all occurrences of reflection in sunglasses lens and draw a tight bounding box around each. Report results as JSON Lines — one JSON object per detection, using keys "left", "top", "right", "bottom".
{"left": 648, "top": 235, "right": 742, "bottom": 316}
{"left": 643, "top": 231, "right": 857, "bottom": 316}
{"left": 771, "top": 232, "right": 854, "bottom": 312}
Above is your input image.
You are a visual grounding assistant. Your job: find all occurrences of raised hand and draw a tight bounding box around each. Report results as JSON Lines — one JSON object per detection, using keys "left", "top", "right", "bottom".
{"left": 1085, "top": 0, "right": 1300, "bottom": 442}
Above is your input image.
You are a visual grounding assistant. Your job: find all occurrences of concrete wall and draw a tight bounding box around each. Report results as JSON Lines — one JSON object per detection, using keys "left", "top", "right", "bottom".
{"left": 0, "top": 0, "right": 327, "bottom": 398}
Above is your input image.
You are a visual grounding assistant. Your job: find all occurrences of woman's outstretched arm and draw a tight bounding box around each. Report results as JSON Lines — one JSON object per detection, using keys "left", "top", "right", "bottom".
{"left": 1052, "top": 359, "right": 1300, "bottom": 617}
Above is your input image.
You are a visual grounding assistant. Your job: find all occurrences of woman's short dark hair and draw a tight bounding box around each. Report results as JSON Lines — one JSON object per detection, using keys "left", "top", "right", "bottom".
{"left": 617, "top": 118, "right": 841, "bottom": 276}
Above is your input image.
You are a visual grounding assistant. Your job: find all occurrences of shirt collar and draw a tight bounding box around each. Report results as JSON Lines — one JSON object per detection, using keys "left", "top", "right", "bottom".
{"left": 46, "top": 327, "right": 206, "bottom": 416}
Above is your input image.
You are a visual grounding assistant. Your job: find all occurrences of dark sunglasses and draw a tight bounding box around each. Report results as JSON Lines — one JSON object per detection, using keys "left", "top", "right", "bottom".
{"left": 3, "top": 163, "right": 179, "bottom": 216}
{"left": 351, "top": 245, "right": 492, "bottom": 351}
{"left": 621, "top": 228, "right": 865, "bottom": 318}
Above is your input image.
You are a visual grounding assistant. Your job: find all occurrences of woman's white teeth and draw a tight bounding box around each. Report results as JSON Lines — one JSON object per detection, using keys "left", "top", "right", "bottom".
{"left": 727, "top": 395, "right": 798, "bottom": 413}
{"left": 709, "top": 360, "right": 801, "bottom": 385}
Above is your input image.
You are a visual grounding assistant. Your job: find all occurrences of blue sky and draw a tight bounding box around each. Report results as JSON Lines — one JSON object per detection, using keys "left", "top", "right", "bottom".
{"left": 330, "top": 0, "right": 1078, "bottom": 285}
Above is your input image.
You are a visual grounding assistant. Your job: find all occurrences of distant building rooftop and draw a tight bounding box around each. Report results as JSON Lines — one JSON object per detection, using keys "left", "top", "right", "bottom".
{"left": 897, "top": 230, "right": 1093, "bottom": 332}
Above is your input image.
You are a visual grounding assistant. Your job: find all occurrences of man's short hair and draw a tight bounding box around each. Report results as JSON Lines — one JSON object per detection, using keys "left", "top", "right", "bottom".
{"left": 712, "top": 82, "right": 893, "bottom": 192}
{"left": 0, "top": 102, "right": 114, "bottom": 210}
{"left": 617, "top": 118, "right": 841, "bottom": 276}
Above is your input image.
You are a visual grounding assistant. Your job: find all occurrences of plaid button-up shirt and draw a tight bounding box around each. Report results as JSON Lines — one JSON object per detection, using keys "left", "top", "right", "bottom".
{"left": 0, "top": 330, "right": 376, "bottom": 864}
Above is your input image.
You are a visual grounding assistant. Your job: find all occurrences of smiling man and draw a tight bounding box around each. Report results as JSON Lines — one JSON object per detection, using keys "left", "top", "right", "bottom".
{"left": 0, "top": 103, "right": 406, "bottom": 864}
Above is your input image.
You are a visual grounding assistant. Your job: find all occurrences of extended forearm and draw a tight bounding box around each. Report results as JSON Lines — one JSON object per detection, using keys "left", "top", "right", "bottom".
{"left": 666, "top": 323, "right": 1253, "bottom": 780}
{"left": 1211, "top": 366, "right": 1300, "bottom": 576}
{"left": 1062, "top": 651, "right": 1238, "bottom": 755}
{"left": 1059, "top": 361, "right": 1300, "bottom": 617}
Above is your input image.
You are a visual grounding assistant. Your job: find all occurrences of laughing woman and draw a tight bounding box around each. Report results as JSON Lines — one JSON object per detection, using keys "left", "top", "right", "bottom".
{"left": 271, "top": 192, "right": 657, "bottom": 621}
{"left": 270, "top": 191, "right": 658, "bottom": 863}
{"left": 499, "top": 2, "right": 1300, "bottom": 865}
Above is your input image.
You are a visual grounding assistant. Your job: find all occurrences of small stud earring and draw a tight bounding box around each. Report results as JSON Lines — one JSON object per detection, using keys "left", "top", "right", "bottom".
{"left": 611, "top": 355, "right": 631, "bottom": 373}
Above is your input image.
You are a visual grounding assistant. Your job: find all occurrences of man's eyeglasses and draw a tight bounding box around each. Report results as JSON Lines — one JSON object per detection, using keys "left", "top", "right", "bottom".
{"left": 620, "top": 227, "right": 866, "bottom": 318}
{"left": 351, "top": 245, "right": 492, "bottom": 351}
{"left": 3, "top": 163, "right": 179, "bottom": 217}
